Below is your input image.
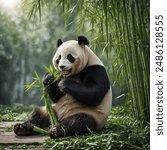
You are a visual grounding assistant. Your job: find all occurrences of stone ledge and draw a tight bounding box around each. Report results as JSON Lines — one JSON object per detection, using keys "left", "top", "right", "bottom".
{"left": 0, "top": 122, "right": 47, "bottom": 144}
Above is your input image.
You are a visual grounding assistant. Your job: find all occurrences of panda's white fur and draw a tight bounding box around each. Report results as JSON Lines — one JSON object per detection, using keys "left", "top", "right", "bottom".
{"left": 52, "top": 40, "right": 112, "bottom": 130}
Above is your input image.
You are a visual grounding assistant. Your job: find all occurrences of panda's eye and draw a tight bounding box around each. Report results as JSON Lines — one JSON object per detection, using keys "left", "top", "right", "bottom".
{"left": 67, "top": 54, "right": 75, "bottom": 63}
{"left": 56, "top": 55, "right": 61, "bottom": 64}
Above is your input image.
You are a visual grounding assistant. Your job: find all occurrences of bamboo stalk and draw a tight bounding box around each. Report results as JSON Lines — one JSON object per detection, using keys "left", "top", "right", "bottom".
{"left": 44, "top": 96, "right": 57, "bottom": 127}
{"left": 33, "top": 126, "right": 48, "bottom": 135}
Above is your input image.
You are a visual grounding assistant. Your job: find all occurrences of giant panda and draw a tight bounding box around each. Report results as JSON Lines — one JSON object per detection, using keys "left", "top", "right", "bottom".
{"left": 14, "top": 36, "right": 112, "bottom": 138}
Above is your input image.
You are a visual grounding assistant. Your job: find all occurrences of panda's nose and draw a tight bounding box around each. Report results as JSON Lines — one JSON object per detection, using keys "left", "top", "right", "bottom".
{"left": 59, "top": 66, "right": 66, "bottom": 69}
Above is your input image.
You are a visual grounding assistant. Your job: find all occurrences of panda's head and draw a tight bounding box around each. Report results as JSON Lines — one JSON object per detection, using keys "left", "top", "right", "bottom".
{"left": 52, "top": 36, "right": 89, "bottom": 76}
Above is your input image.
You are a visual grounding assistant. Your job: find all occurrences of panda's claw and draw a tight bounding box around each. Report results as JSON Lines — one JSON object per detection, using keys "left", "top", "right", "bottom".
{"left": 49, "top": 124, "right": 66, "bottom": 138}
{"left": 49, "top": 127, "right": 58, "bottom": 138}
{"left": 58, "top": 79, "right": 68, "bottom": 92}
{"left": 14, "top": 122, "right": 34, "bottom": 136}
{"left": 42, "top": 73, "right": 55, "bottom": 86}
{"left": 14, "top": 123, "right": 22, "bottom": 134}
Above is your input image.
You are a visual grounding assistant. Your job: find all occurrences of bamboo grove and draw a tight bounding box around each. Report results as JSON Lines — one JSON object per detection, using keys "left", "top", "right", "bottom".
{"left": 25, "top": 0, "right": 150, "bottom": 123}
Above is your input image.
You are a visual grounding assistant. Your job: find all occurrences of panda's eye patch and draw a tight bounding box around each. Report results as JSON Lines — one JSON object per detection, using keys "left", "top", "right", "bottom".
{"left": 67, "top": 54, "right": 75, "bottom": 63}
{"left": 56, "top": 55, "right": 61, "bottom": 64}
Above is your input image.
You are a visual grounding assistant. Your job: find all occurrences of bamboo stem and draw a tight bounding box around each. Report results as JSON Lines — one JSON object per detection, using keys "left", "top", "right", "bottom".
{"left": 33, "top": 126, "right": 48, "bottom": 135}
{"left": 44, "top": 95, "right": 57, "bottom": 127}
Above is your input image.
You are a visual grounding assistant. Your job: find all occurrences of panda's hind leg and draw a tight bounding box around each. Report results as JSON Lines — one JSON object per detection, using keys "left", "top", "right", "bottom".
{"left": 14, "top": 106, "right": 50, "bottom": 136}
{"left": 49, "top": 113, "right": 96, "bottom": 138}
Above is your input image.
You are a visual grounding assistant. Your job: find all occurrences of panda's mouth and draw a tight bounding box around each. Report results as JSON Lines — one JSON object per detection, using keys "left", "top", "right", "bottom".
{"left": 61, "top": 69, "right": 72, "bottom": 75}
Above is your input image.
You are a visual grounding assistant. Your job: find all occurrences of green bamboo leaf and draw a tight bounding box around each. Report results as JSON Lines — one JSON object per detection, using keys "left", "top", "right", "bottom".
{"left": 38, "top": 0, "right": 42, "bottom": 20}
{"left": 25, "top": 80, "right": 37, "bottom": 92}
{"left": 43, "top": 65, "right": 52, "bottom": 73}
{"left": 49, "top": 65, "right": 54, "bottom": 74}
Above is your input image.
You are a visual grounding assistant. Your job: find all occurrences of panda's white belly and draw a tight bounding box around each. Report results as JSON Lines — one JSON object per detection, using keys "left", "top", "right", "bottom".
{"left": 52, "top": 87, "right": 112, "bottom": 130}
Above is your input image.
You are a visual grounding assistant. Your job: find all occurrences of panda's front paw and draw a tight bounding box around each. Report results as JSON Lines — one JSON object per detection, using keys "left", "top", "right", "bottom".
{"left": 49, "top": 124, "right": 65, "bottom": 138}
{"left": 14, "top": 122, "right": 34, "bottom": 136}
{"left": 58, "top": 79, "right": 69, "bottom": 92}
{"left": 42, "top": 73, "right": 55, "bottom": 86}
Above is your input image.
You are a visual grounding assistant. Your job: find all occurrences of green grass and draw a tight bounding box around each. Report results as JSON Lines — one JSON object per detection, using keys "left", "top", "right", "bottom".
{"left": 0, "top": 105, "right": 32, "bottom": 122}
{"left": 0, "top": 105, "right": 149, "bottom": 150}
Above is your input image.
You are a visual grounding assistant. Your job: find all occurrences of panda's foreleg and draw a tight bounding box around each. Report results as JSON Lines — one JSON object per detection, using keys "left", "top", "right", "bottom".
{"left": 49, "top": 113, "right": 96, "bottom": 138}
{"left": 14, "top": 106, "right": 50, "bottom": 136}
{"left": 42, "top": 73, "right": 63, "bottom": 103}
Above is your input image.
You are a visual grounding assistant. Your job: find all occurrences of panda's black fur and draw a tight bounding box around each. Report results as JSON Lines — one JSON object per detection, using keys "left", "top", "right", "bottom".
{"left": 78, "top": 36, "right": 89, "bottom": 45}
{"left": 48, "top": 65, "right": 110, "bottom": 106}
{"left": 14, "top": 36, "right": 112, "bottom": 138}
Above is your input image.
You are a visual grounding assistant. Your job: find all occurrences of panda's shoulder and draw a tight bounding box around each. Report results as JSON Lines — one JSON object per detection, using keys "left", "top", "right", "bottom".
{"left": 83, "top": 65, "right": 105, "bottom": 72}
{"left": 80, "top": 65, "right": 108, "bottom": 79}
{"left": 78, "top": 65, "right": 110, "bottom": 90}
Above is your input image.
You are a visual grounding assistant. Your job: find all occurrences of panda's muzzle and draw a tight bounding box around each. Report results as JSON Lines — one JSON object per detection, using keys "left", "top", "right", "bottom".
{"left": 61, "top": 68, "right": 72, "bottom": 75}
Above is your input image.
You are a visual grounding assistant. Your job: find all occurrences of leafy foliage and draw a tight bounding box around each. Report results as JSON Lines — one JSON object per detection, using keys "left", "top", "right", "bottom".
{"left": 0, "top": 105, "right": 32, "bottom": 121}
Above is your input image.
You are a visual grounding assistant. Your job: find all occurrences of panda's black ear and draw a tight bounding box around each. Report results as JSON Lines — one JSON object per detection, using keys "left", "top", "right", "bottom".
{"left": 57, "top": 39, "right": 63, "bottom": 48}
{"left": 78, "top": 36, "right": 89, "bottom": 45}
